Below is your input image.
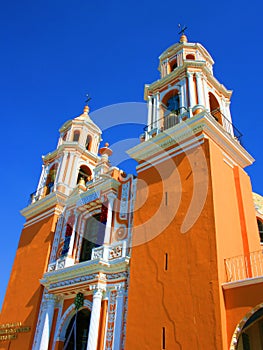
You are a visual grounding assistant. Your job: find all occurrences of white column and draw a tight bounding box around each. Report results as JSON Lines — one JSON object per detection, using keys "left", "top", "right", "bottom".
{"left": 113, "top": 287, "right": 125, "bottom": 350}
{"left": 187, "top": 72, "right": 195, "bottom": 108}
{"left": 56, "top": 152, "right": 69, "bottom": 184}
{"left": 87, "top": 287, "right": 104, "bottom": 350}
{"left": 152, "top": 95, "right": 157, "bottom": 126}
{"left": 33, "top": 294, "right": 57, "bottom": 350}
{"left": 195, "top": 72, "right": 205, "bottom": 106}
{"left": 179, "top": 80, "right": 186, "bottom": 111}
{"left": 36, "top": 165, "right": 46, "bottom": 193}
{"left": 156, "top": 92, "right": 160, "bottom": 128}
{"left": 203, "top": 78, "right": 210, "bottom": 111}
{"left": 104, "top": 194, "right": 115, "bottom": 244}
{"left": 147, "top": 96, "right": 153, "bottom": 130}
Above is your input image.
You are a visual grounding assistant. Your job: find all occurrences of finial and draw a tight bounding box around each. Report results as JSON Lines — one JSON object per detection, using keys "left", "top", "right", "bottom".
{"left": 178, "top": 24, "right": 188, "bottom": 43}
{"left": 83, "top": 93, "right": 92, "bottom": 114}
{"left": 99, "top": 142, "right": 113, "bottom": 157}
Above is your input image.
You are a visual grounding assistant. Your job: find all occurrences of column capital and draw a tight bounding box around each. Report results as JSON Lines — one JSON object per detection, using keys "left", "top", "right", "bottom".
{"left": 195, "top": 72, "right": 202, "bottom": 78}
{"left": 43, "top": 293, "right": 60, "bottom": 306}
{"left": 89, "top": 284, "right": 106, "bottom": 298}
{"left": 115, "top": 284, "right": 125, "bottom": 297}
{"left": 187, "top": 71, "right": 193, "bottom": 77}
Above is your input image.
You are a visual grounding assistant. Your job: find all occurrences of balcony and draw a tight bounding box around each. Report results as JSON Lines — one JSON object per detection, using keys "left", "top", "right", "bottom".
{"left": 47, "top": 240, "right": 128, "bottom": 272}
{"left": 29, "top": 182, "right": 54, "bottom": 205}
{"left": 144, "top": 107, "right": 242, "bottom": 143}
{"left": 224, "top": 250, "right": 263, "bottom": 283}
{"left": 91, "top": 240, "right": 128, "bottom": 261}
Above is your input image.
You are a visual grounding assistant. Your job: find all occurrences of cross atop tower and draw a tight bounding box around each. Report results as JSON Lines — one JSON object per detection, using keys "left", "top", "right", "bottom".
{"left": 178, "top": 24, "right": 187, "bottom": 35}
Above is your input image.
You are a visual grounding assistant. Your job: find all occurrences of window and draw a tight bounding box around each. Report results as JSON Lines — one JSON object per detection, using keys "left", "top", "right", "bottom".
{"left": 257, "top": 219, "right": 263, "bottom": 243}
{"left": 209, "top": 92, "right": 223, "bottom": 125}
{"left": 162, "top": 91, "right": 180, "bottom": 130}
{"left": 166, "top": 95, "right": 179, "bottom": 113}
{"left": 44, "top": 164, "right": 57, "bottom": 196}
{"left": 85, "top": 135, "right": 92, "bottom": 151}
{"left": 79, "top": 213, "right": 106, "bottom": 262}
{"left": 73, "top": 130, "right": 80, "bottom": 142}
{"left": 186, "top": 54, "right": 195, "bottom": 60}
{"left": 62, "top": 131, "right": 68, "bottom": 141}
{"left": 64, "top": 309, "right": 91, "bottom": 349}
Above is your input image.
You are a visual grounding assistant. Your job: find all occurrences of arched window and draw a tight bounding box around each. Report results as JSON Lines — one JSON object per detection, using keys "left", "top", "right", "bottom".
{"left": 44, "top": 164, "right": 57, "bottom": 196}
{"left": 62, "top": 131, "right": 68, "bottom": 141}
{"left": 257, "top": 219, "right": 263, "bottom": 243}
{"left": 73, "top": 130, "right": 80, "bottom": 142}
{"left": 77, "top": 165, "right": 92, "bottom": 185}
{"left": 235, "top": 307, "right": 263, "bottom": 350}
{"left": 166, "top": 95, "right": 180, "bottom": 112}
{"left": 79, "top": 213, "right": 105, "bottom": 262}
{"left": 162, "top": 90, "right": 180, "bottom": 129}
{"left": 64, "top": 309, "right": 91, "bottom": 349}
{"left": 85, "top": 135, "right": 92, "bottom": 151}
{"left": 209, "top": 92, "right": 222, "bottom": 125}
{"left": 169, "top": 58, "right": 177, "bottom": 71}
{"left": 186, "top": 54, "right": 195, "bottom": 60}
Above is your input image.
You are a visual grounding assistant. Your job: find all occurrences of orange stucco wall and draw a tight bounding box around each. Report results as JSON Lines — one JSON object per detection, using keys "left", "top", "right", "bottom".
{"left": 0, "top": 212, "right": 58, "bottom": 350}
{"left": 126, "top": 137, "right": 261, "bottom": 350}
{"left": 126, "top": 140, "right": 224, "bottom": 349}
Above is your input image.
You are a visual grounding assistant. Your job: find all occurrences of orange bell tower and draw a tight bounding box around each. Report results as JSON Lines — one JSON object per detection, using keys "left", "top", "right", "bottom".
{"left": 125, "top": 34, "right": 262, "bottom": 349}
{"left": 0, "top": 104, "right": 102, "bottom": 349}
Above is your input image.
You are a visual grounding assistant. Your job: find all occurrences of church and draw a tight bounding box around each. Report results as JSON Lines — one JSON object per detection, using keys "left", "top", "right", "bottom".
{"left": 1, "top": 33, "right": 263, "bottom": 350}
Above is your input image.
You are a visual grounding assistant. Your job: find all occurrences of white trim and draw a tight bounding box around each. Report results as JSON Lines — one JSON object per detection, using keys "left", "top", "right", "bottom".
{"left": 23, "top": 207, "right": 63, "bottom": 228}
{"left": 222, "top": 275, "right": 263, "bottom": 290}
{"left": 136, "top": 135, "right": 204, "bottom": 173}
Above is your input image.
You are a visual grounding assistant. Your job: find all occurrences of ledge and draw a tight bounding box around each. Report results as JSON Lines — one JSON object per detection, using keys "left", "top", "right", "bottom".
{"left": 222, "top": 276, "right": 263, "bottom": 290}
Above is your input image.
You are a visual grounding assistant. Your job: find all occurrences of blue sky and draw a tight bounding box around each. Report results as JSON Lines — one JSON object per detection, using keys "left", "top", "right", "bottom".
{"left": 0, "top": 0, "right": 262, "bottom": 308}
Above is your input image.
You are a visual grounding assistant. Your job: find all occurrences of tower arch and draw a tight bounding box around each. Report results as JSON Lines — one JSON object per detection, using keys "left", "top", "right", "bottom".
{"left": 76, "top": 164, "right": 92, "bottom": 185}
{"left": 230, "top": 303, "right": 263, "bottom": 350}
{"left": 209, "top": 92, "right": 223, "bottom": 125}
{"left": 55, "top": 300, "right": 92, "bottom": 345}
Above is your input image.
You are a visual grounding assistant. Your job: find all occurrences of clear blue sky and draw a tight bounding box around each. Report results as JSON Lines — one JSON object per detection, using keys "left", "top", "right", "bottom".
{"left": 1, "top": 0, "right": 262, "bottom": 309}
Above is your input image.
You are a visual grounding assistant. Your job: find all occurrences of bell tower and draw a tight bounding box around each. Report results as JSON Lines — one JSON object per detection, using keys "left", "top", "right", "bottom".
{"left": 32, "top": 104, "right": 101, "bottom": 202}
{"left": 125, "top": 34, "right": 261, "bottom": 349}
{"left": 145, "top": 33, "right": 235, "bottom": 139}
{"left": 0, "top": 104, "right": 102, "bottom": 349}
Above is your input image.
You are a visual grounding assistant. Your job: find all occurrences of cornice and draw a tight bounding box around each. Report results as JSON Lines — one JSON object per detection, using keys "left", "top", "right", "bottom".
{"left": 43, "top": 143, "right": 100, "bottom": 163}
{"left": 127, "top": 112, "right": 254, "bottom": 169}
{"left": 41, "top": 257, "right": 130, "bottom": 293}
{"left": 159, "top": 42, "right": 214, "bottom": 65}
{"left": 21, "top": 191, "right": 67, "bottom": 220}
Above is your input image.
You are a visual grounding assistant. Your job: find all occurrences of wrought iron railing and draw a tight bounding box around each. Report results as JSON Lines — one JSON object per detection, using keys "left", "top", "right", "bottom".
{"left": 225, "top": 250, "right": 263, "bottom": 282}
{"left": 29, "top": 182, "right": 54, "bottom": 205}
{"left": 144, "top": 107, "right": 243, "bottom": 142}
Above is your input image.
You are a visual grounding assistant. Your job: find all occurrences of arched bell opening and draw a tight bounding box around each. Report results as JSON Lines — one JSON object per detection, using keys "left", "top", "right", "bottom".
{"left": 85, "top": 135, "right": 92, "bottom": 151}
{"left": 169, "top": 58, "right": 178, "bottom": 72}
{"left": 44, "top": 163, "right": 57, "bottom": 196}
{"left": 186, "top": 54, "right": 195, "bottom": 60}
{"left": 72, "top": 130, "right": 80, "bottom": 142}
{"left": 77, "top": 165, "right": 92, "bottom": 185}
{"left": 161, "top": 89, "right": 180, "bottom": 130}
{"left": 209, "top": 92, "right": 223, "bottom": 125}
{"left": 64, "top": 308, "right": 91, "bottom": 350}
